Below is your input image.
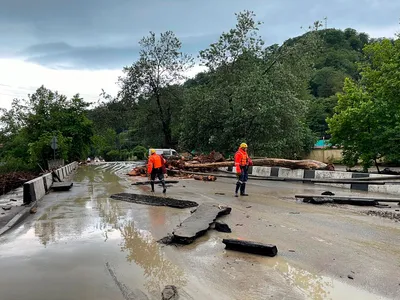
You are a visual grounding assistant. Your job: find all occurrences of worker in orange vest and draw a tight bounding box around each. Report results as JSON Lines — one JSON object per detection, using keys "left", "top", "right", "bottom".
{"left": 147, "top": 149, "right": 167, "bottom": 193}
{"left": 234, "top": 143, "right": 253, "bottom": 197}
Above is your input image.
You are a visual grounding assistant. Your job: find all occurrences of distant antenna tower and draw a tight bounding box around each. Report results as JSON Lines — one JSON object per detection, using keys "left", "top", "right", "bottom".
{"left": 324, "top": 17, "right": 328, "bottom": 29}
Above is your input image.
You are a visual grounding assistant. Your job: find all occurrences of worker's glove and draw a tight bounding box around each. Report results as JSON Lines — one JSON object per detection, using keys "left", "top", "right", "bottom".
{"left": 236, "top": 173, "right": 241, "bottom": 179}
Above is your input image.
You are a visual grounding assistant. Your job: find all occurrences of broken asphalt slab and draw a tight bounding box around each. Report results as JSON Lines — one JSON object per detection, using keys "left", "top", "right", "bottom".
{"left": 222, "top": 239, "right": 278, "bottom": 257}
{"left": 172, "top": 203, "right": 231, "bottom": 244}
{"left": 214, "top": 220, "right": 232, "bottom": 233}
{"left": 110, "top": 193, "right": 198, "bottom": 209}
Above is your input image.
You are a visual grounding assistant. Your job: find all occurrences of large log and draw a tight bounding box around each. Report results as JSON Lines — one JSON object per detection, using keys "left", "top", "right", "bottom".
{"left": 185, "top": 158, "right": 328, "bottom": 170}
{"left": 172, "top": 203, "right": 231, "bottom": 244}
{"left": 222, "top": 239, "right": 278, "bottom": 257}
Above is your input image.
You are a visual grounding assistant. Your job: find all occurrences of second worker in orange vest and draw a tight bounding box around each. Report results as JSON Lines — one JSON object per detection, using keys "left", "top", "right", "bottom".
{"left": 234, "top": 143, "right": 253, "bottom": 197}
{"left": 147, "top": 149, "right": 167, "bottom": 194}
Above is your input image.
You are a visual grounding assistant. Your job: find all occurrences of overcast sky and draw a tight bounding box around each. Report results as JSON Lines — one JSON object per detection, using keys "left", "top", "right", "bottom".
{"left": 0, "top": 0, "right": 399, "bottom": 108}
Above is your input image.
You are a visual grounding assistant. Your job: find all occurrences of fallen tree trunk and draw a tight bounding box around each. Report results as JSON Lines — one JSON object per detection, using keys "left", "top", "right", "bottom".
{"left": 222, "top": 239, "right": 278, "bottom": 257}
{"left": 185, "top": 158, "right": 328, "bottom": 170}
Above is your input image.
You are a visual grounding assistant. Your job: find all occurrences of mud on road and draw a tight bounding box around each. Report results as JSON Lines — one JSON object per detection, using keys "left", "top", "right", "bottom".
{"left": 0, "top": 162, "right": 399, "bottom": 300}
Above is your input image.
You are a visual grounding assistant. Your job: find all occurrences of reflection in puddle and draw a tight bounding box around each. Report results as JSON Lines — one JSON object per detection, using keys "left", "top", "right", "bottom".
{"left": 32, "top": 164, "right": 187, "bottom": 299}
{"left": 264, "top": 257, "right": 390, "bottom": 300}
{"left": 119, "top": 220, "right": 187, "bottom": 297}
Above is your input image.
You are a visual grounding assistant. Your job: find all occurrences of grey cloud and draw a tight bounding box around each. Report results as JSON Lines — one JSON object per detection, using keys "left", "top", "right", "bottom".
{"left": 22, "top": 43, "right": 140, "bottom": 69}
{"left": 1, "top": 0, "right": 399, "bottom": 69}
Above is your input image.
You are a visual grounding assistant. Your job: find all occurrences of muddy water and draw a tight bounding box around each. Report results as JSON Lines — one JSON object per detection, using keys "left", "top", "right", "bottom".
{"left": 0, "top": 163, "right": 398, "bottom": 300}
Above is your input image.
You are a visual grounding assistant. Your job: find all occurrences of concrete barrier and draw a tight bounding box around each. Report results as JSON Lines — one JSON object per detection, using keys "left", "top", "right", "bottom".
{"left": 23, "top": 161, "right": 78, "bottom": 205}
{"left": 42, "top": 173, "right": 53, "bottom": 191}
{"left": 23, "top": 177, "right": 46, "bottom": 204}
{"left": 223, "top": 166, "right": 400, "bottom": 195}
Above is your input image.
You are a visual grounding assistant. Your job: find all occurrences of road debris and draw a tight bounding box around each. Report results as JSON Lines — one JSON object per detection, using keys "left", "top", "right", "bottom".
{"left": 161, "top": 285, "right": 179, "bottom": 300}
{"left": 52, "top": 182, "right": 73, "bottom": 191}
{"left": 348, "top": 275, "right": 354, "bottom": 280}
{"left": 110, "top": 193, "right": 198, "bottom": 209}
{"left": 321, "top": 191, "right": 335, "bottom": 195}
{"left": 365, "top": 210, "right": 400, "bottom": 221}
{"left": 131, "top": 180, "right": 179, "bottom": 186}
{"left": 1, "top": 206, "right": 11, "bottom": 211}
{"left": 30, "top": 207, "right": 37, "bottom": 214}
{"left": 297, "top": 195, "right": 379, "bottom": 206}
{"left": 0, "top": 171, "right": 38, "bottom": 196}
{"left": 214, "top": 221, "right": 232, "bottom": 233}
{"left": 193, "top": 175, "right": 217, "bottom": 181}
{"left": 222, "top": 239, "right": 278, "bottom": 257}
{"left": 172, "top": 203, "right": 231, "bottom": 244}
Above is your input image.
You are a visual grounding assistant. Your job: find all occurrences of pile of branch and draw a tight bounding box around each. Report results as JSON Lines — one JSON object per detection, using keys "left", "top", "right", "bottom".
{"left": 0, "top": 171, "right": 38, "bottom": 196}
{"left": 127, "top": 151, "right": 226, "bottom": 177}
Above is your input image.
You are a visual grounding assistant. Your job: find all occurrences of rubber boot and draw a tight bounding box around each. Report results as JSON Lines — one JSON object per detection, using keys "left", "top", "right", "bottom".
{"left": 240, "top": 183, "right": 248, "bottom": 196}
{"left": 235, "top": 182, "right": 241, "bottom": 197}
{"left": 150, "top": 181, "right": 155, "bottom": 192}
{"left": 161, "top": 180, "right": 166, "bottom": 194}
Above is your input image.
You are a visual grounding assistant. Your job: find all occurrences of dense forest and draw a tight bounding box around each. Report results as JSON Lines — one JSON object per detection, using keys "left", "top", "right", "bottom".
{"left": 0, "top": 11, "right": 398, "bottom": 172}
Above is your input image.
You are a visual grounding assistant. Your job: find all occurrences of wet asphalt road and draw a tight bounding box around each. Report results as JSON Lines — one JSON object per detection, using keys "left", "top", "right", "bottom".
{"left": 0, "top": 163, "right": 399, "bottom": 300}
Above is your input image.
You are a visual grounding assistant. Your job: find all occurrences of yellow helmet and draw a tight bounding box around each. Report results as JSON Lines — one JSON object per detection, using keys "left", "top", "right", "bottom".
{"left": 150, "top": 149, "right": 156, "bottom": 154}
{"left": 240, "top": 143, "right": 248, "bottom": 148}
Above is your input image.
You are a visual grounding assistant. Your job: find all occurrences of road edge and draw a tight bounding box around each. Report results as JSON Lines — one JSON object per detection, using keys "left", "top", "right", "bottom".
{"left": 0, "top": 201, "right": 37, "bottom": 236}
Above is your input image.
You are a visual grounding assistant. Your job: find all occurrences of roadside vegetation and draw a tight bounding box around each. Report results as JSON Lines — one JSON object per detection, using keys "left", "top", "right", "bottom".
{"left": 0, "top": 10, "right": 399, "bottom": 173}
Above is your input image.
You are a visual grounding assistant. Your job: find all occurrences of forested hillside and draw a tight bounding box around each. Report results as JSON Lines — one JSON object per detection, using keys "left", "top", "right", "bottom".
{"left": 0, "top": 10, "right": 397, "bottom": 171}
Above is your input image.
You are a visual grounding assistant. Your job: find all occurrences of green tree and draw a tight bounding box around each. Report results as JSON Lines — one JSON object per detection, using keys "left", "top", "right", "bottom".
{"left": 119, "top": 31, "right": 194, "bottom": 147}
{"left": 328, "top": 38, "right": 400, "bottom": 171}
{"left": 0, "top": 86, "right": 93, "bottom": 168}
{"left": 179, "top": 11, "right": 320, "bottom": 158}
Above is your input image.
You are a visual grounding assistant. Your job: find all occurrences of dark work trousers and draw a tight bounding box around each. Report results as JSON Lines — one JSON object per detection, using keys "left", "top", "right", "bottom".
{"left": 150, "top": 168, "right": 166, "bottom": 192}
{"left": 235, "top": 166, "right": 249, "bottom": 195}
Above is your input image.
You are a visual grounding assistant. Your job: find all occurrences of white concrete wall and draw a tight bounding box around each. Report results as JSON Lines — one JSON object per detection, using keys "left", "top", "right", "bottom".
{"left": 27, "top": 177, "right": 46, "bottom": 202}
{"left": 278, "top": 168, "right": 304, "bottom": 179}
{"left": 221, "top": 165, "right": 400, "bottom": 195}
{"left": 252, "top": 166, "right": 272, "bottom": 177}
{"left": 42, "top": 173, "right": 53, "bottom": 191}
{"left": 314, "top": 170, "right": 352, "bottom": 189}
{"left": 368, "top": 174, "right": 400, "bottom": 195}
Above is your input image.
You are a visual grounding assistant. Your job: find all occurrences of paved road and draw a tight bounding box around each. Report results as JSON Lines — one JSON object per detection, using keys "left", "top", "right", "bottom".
{"left": 0, "top": 163, "right": 399, "bottom": 300}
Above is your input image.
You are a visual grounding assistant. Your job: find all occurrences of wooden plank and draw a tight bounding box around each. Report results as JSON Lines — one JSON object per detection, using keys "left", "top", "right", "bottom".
{"left": 295, "top": 194, "right": 400, "bottom": 203}
{"left": 222, "top": 239, "right": 278, "bottom": 257}
{"left": 110, "top": 193, "right": 198, "bottom": 209}
{"left": 172, "top": 203, "right": 231, "bottom": 244}
{"left": 52, "top": 182, "right": 73, "bottom": 191}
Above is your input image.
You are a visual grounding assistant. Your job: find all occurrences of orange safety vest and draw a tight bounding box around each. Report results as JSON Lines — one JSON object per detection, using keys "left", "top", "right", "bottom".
{"left": 234, "top": 148, "right": 251, "bottom": 169}
{"left": 147, "top": 154, "right": 166, "bottom": 174}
